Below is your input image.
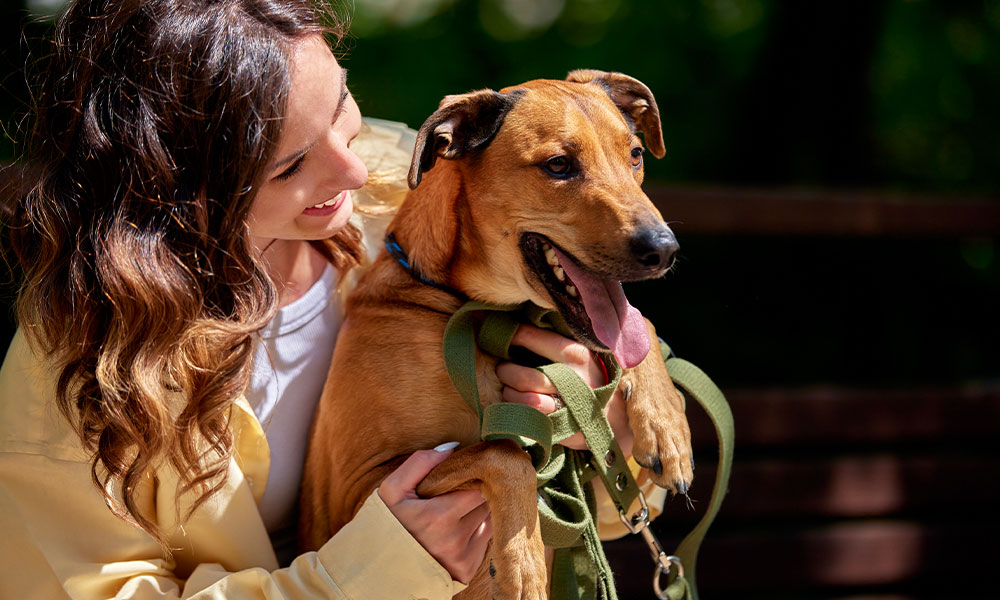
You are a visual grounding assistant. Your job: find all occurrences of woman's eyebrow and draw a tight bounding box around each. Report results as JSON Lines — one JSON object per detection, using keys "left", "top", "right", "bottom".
{"left": 270, "top": 68, "right": 349, "bottom": 172}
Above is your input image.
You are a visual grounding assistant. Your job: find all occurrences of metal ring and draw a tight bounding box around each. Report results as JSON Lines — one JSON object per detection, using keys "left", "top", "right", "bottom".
{"left": 551, "top": 393, "right": 564, "bottom": 409}
{"left": 653, "top": 556, "right": 685, "bottom": 600}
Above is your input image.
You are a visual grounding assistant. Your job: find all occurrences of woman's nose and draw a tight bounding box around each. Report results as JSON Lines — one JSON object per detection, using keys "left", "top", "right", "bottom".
{"left": 327, "top": 133, "right": 368, "bottom": 190}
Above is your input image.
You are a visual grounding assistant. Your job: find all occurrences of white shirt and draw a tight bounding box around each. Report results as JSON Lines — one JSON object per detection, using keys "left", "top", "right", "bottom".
{"left": 246, "top": 263, "right": 342, "bottom": 564}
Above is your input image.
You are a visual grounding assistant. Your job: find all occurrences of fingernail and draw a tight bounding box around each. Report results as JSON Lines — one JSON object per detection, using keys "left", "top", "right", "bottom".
{"left": 434, "top": 441, "right": 460, "bottom": 452}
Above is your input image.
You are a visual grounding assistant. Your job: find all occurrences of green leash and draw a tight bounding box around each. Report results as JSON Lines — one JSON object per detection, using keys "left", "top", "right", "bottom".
{"left": 442, "top": 301, "right": 734, "bottom": 600}
{"left": 659, "top": 343, "right": 734, "bottom": 600}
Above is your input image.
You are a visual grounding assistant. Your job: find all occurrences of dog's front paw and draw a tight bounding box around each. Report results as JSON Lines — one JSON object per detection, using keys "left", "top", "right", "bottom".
{"left": 625, "top": 374, "right": 694, "bottom": 494}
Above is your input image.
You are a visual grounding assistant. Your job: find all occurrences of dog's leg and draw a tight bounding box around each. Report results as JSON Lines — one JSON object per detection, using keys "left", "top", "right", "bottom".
{"left": 417, "top": 439, "right": 547, "bottom": 600}
{"left": 623, "top": 319, "right": 694, "bottom": 493}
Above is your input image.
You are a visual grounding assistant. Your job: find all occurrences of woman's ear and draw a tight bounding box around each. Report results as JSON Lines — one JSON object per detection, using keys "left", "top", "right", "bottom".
{"left": 408, "top": 89, "right": 523, "bottom": 189}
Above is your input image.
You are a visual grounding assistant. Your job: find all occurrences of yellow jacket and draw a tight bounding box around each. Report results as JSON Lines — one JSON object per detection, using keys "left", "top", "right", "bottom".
{"left": 0, "top": 327, "right": 467, "bottom": 600}
{"left": 0, "top": 119, "right": 664, "bottom": 600}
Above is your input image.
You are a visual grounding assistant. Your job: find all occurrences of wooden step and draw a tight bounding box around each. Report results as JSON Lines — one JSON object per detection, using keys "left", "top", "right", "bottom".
{"left": 606, "top": 518, "right": 997, "bottom": 596}
{"left": 655, "top": 453, "right": 1000, "bottom": 522}
{"left": 686, "top": 386, "right": 1000, "bottom": 447}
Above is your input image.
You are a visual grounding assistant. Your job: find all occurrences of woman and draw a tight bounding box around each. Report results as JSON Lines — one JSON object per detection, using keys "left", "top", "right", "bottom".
{"left": 0, "top": 1, "right": 648, "bottom": 598}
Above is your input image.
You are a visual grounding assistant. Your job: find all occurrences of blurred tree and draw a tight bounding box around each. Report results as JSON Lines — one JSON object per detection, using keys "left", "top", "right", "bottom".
{"left": 1, "top": 0, "right": 997, "bottom": 386}
{"left": 720, "top": 0, "right": 886, "bottom": 187}
{"left": 871, "top": 0, "right": 1000, "bottom": 193}
{"left": 4, "top": 0, "right": 999, "bottom": 194}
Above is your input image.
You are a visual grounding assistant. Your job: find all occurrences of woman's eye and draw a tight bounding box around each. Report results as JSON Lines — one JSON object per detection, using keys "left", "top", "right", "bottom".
{"left": 630, "top": 147, "right": 643, "bottom": 168}
{"left": 543, "top": 156, "right": 573, "bottom": 177}
{"left": 274, "top": 156, "right": 305, "bottom": 181}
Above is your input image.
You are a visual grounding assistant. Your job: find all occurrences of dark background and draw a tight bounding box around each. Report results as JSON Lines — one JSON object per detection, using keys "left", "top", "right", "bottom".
{"left": 4, "top": 1, "right": 998, "bottom": 598}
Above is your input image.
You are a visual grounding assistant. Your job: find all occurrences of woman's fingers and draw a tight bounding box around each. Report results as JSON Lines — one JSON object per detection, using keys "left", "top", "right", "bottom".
{"left": 380, "top": 447, "right": 493, "bottom": 584}
{"left": 379, "top": 443, "right": 457, "bottom": 505}
{"left": 502, "top": 386, "right": 562, "bottom": 414}
{"left": 467, "top": 513, "right": 493, "bottom": 560}
{"left": 429, "top": 488, "right": 486, "bottom": 519}
{"left": 507, "top": 324, "right": 606, "bottom": 388}
{"left": 458, "top": 498, "right": 491, "bottom": 531}
{"left": 510, "top": 324, "right": 591, "bottom": 366}
{"left": 496, "top": 361, "right": 557, "bottom": 394}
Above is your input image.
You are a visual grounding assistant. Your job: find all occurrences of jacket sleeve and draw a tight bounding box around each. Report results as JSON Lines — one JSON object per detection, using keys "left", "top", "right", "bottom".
{"left": 0, "top": 450, "right": 462, "bottom": 600}
{"left": 182, "top": 491, "right": 463, "bottom": 599}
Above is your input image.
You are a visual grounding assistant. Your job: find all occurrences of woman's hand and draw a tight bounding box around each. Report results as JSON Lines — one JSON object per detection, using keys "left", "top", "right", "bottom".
{"left": 378, "top": 444, "right": 491, "bottom": 584}
{"left": 495, "top": 324, "right": 633, "bottom": 457}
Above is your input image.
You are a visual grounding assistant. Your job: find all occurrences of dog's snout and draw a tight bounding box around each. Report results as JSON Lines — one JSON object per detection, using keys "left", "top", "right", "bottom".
{"left": 630, "top": 225, "right": 679, "bottom": 270}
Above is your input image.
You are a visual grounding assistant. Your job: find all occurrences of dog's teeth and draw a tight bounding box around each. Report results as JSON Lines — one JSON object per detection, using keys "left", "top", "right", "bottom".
{"left": 553, "top": 265, "right": 565, "bottom": 281}
{"left": 544, "top": 247, "right": 558, "bottom": 266}
{"left": 566, "top": 284, "right": 577, "bottom": 297}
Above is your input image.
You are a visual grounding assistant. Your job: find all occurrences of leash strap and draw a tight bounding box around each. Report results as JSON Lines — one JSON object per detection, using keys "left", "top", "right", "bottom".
{"left": 442, "top": 302, "right": 733, "bottom": 600}
{"left": 657, "top": 341, "right": 735, "bottom": 600}
{"left": 444, "top": 302, "right": 630, "bottom": 599}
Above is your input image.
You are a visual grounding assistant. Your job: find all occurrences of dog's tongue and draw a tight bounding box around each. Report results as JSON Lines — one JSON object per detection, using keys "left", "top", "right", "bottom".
{"left": 554, "top": 248, "right": 650, "bottom": 368}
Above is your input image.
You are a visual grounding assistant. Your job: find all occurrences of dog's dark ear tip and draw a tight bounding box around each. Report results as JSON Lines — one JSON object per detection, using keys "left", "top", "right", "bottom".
{"left": 407, "top": 171, "right": 422, "bottom": 190}
{"left": 407, "top": 157, "right": 425, "bottom": 189}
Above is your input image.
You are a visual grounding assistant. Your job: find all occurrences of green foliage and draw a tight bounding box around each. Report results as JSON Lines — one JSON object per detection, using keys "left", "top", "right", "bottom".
{"left": 871, "top": 0, "right": 1000, "bottom": 192}
{"left": 339, "top": 0, "right": 771, "bottom": 184}
{"left": 3, "top": 0, "right": 999, "bottom": 193}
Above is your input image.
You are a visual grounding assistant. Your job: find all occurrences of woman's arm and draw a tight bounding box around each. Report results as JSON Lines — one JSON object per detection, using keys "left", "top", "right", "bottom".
{"left": 0, "top": 448, "right": 466, "bottom": 600}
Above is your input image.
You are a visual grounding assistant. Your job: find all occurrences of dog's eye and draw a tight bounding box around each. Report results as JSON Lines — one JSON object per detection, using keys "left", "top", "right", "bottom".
{"left": 543, "top": 156, "right": 573, "bottom": 177}
{"left": 631, "top": 147, "right": 643, "bottom": 168}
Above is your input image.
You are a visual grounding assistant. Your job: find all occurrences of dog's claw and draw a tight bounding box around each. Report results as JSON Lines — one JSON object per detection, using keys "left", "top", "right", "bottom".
{"left": 676, "top": 480, "right": 690, "bottom": 496}
{"left": 634, "top": 455, "right": 660, "bottom": 474}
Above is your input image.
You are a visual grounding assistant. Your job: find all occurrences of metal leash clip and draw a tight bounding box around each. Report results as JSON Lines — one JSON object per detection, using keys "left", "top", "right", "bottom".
{"left": 618, "top": 491, "right": 686, "bottom": 600}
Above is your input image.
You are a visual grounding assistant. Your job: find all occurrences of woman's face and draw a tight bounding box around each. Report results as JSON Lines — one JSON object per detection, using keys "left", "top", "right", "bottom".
{"left": 248, "top": 34, "right": 367, "bottom": 250}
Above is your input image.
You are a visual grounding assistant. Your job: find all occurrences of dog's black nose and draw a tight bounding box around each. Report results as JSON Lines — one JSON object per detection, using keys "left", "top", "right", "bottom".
{"left": 630, "top": 225, "right": 678, "bottom": 270}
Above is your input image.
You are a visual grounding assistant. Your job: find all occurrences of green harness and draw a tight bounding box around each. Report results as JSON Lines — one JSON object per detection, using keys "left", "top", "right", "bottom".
{"left": 442, "top": 301, "right": 734, "bottom": 600}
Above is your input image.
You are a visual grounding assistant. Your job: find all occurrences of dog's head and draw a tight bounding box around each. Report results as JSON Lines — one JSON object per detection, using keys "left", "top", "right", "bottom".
{"left": 395, "top": 70, "right": 676, "bottom": 368}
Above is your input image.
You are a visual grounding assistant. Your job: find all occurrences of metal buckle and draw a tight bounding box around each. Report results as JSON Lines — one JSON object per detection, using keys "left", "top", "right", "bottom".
{"left": 617, "top": 488, "right": 650, "bottom": 534}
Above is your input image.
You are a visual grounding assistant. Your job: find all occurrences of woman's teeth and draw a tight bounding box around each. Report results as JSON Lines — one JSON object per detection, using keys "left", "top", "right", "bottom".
{"left": 311, "top": 193, "right": 342, "bottom": 209}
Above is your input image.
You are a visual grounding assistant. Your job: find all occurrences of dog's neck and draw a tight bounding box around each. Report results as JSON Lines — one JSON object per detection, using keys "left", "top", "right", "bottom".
{"left": 384, "top": 232, "right": 465, "bottom": 298}
{"left": 387, "top": 161, "right": 467, "bottom": 288}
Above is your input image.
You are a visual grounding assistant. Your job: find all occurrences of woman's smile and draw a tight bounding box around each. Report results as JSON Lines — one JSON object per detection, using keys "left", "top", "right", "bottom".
{"left": 304, "top": 190, "right": 349, "bottom": 216}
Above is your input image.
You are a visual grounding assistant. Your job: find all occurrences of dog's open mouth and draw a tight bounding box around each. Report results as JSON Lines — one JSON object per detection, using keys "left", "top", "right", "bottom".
{"left": 520, "top": 233, "right": 650, "bottom": 368}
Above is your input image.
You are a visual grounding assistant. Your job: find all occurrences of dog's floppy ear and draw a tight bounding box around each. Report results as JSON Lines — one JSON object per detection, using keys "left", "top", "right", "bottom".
{"left": 408, "top": 89, "right": 522, "bottom": 189}
{"left": 566, "top": 69, "right": 665, "bottom": 158}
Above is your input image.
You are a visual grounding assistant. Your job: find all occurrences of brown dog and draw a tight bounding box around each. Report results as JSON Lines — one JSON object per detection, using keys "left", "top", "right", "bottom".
{"left": 300, "top": 70, "right": 693, "bottom": 599}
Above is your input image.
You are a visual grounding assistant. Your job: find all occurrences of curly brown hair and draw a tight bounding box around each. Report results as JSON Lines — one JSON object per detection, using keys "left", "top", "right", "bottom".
{"left": 6, "top": 0, "right": 360, "bottom": 548}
